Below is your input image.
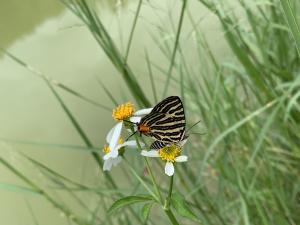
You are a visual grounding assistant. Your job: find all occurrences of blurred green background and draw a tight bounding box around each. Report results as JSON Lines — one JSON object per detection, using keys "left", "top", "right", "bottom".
{"left": 1, "top": 0, "right": 300, "bottom": 224}
{"left": 0, "top": 0, "right": 224, "bottom": 224}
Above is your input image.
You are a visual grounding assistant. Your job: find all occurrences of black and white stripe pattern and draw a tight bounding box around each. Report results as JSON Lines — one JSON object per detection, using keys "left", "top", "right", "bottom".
{"left": 150, "top": 132, "right": 188, "bottom": 150}
{"left": 139, "top": 96, "right": 186, "bottom": 145}
{"left": 150, "top": 140, "right": 167, "bottom": 149}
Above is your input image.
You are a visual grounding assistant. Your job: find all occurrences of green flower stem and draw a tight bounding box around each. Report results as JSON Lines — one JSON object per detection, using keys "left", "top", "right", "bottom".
{"left": 133, "top": 130, "right": 164, "bottom": 204}
{"left": 135, "top": 133, "right": 180, "bottom": 225}
{"left": 164, "top": 175, "right": 180, "bottom": 225}
{"left": 163, "top": 175, "right": 180, "bottom": 225}
{"left": 144, "top": 157, "right": 164, "bottom": 204}
{"left": 165, "top": 175, "right": 174, "bottom": 209}
{"left": 165, "top": 209, "right": 180, "bottom": 225}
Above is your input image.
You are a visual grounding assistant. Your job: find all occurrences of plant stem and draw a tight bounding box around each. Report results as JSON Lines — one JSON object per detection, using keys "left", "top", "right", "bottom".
{"left": 163, "top": 175, "right": 180, "bottom": 225}
{"left": 133, "top": 133, "right": 164, "bottom": 204}
{"left": 164, "top": 175, "right": 174, "bottom": 210}
{"left": 131, "top": 129, "right": 180, "bottom": 225}
{"left": 165, "top": 209, "right": 180, "bottom": 225}
{"left": 144, "top": 157, "right": 164, "bottom": 204}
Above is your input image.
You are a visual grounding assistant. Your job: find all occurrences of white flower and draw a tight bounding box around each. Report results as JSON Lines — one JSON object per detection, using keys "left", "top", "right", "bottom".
{"left": 111, "top": 102, "right": 152, "bottom": 138}
{"left": 102, "top": 123, "right": 143, "bottom": 171}
{"left": 141, "top": 143, "right": 188, "bottom": 176}
{"left": 102, "top": 102, "right": 152, "bottom": 171}
{"left": 129, "top": 108, "right": 153, "bottom": 123}
{"left": 111, "top": 101, "right": 152, "bottom": 124}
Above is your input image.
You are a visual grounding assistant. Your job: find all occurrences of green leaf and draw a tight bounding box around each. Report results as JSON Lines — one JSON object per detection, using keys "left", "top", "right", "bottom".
{"left": 171, "top": 193, "right": 199, "bottom": 222}
{"left": 141, "top": 202, "right": 154, "bottom": 222}
{"left": 108, "top": 195, "right": 154, "bottom": 215}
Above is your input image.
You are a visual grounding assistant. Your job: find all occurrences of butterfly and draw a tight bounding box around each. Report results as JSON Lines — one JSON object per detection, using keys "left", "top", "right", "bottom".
{"left": 136, "top": 96, "right": 187, "bottom": 149}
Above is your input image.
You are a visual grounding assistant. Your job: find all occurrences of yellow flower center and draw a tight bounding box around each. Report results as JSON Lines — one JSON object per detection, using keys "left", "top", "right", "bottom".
{"left": 158, "top": 145, "right": 181, "bottom": 162}
{"left": 112, "top": 102, "right": 135, "bottom": 121}
{"left": 118, "top": 137, "right": 124, "bottom": 145}
{"left": 103, "top": 144, "right": 110, "bottom": 154}
{"left": 103, "top": 138, "right": 124, "bottom": 154}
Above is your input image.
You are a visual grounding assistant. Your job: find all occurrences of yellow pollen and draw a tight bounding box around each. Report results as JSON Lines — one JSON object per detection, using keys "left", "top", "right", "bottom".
{"left": 103, "top": 144, "right": 110, "bottom": 154}
{"left": 103, "top": 138, "right": 124, "bottom": 155}
{"left": 118, "top": 137, "right": 124, "bottom": 145}
{"left": 158, "top": 145, "right": 181, "bottom": 162}
{"left": 112, "top": 102, "right": 135, "bottom": 121}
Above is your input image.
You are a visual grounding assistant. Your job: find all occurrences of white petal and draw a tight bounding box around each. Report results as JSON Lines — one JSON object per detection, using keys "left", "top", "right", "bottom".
{"left": 103, "top": 158, "right": 113, "bottom": 171}
{"left": 115, "top": 141, "right": 144, "bottom": 151}
{"left": 141, "top": 150, "right": 159, "bottom": 157}
{"left": 122, "top": 140, "right": 138, "bottom": 147}
{"left": 165, "top": 162, "right": 174, "bottom": 176}
{"left": 110, "top": 149, "right": 119, "bottom": 158}
{"left": 109, "top": 122, "right": 123, "bottom": 150}
{"left": 124, "top": 140, "right": 144, "bottom": 148}
{"left": 103, "top": 149, "right": 119, "bottom": 160}
{"left": 175, "top": 155, "right": 188, "bottom": 162}
{"left": 112, "top": 156, "right": 122, "bottom": 166}
{"left": 106, "top": 125, "right": 116, "bottom": 143}
{"left": 130, "top": 116, "right": 141, "bottom": 123}
{"left": 103, "top": 152, "right": 112, "bottom": 160}
{"left": 134, "top": 108, "right": 153, "bottom": 116}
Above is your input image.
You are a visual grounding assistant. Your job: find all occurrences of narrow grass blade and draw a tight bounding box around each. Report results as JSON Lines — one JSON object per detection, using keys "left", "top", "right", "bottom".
{"left": 124, "top": 0, "right": 143, "bottom": 62}
{"left": 0, "top": 49, "right": 110, "bottom": 111}
{"left": 280, "top": 0, "right": 300, "bottom": 57}
{"left": 162, "top": 0, "right": 188, "bottom": 97}
{"left": 0, "top": 157, "right": 89, "bottom": 225}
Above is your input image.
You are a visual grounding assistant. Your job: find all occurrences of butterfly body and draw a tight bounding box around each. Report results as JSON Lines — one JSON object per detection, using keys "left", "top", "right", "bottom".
{"left": 136, "top": 96, "right": 186, "bottom": 149}
{"left": 137, "top": 123, "right": 151, "bottom": 135}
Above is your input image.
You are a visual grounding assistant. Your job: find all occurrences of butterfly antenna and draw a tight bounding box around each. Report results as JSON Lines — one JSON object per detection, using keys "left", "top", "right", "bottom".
{"left": 126, "top": 130, "right": 138, "bottom": 141}
{"left": 186, "top": 120, "right": 201, "bottom": 132}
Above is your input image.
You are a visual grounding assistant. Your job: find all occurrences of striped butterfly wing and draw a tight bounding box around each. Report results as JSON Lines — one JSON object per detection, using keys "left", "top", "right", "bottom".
{"left": 150, "top": 140, "right": 167, "bottom": 149}
{"left": 150, "top": 132, "right": 189, "bottom": 149}
{"left": 140, "top": 96, "right": 186, "bottom": 144}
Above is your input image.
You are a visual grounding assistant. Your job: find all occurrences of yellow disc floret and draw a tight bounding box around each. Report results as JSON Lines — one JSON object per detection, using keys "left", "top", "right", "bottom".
{"left": 112, "top": 102, "right": 135, "bottom": 121}
{"left": 103, "top": 138, "right": 124, "bottom": 154}
{"left": 103, "top": 144, "right": 110, "bottom": 154}
{"left": 158, "top": 145, "right": 181, "bottom": 162}
{"left": 118, "top": 137, "right": 124, "bottom": 145}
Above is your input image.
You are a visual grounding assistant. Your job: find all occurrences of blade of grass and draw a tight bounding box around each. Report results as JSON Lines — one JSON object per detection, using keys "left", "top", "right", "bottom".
{"left": 0, "top": 157, "right": 89, "bottom": 225}
{"left": 0, "top": 137, "right": 100, "bottom": 153}
{"left": 61, "top": 0, "right": 151, "bottom": 107}
{"left": 162, "top": 0, "right": 188, "bottom": 97}
{"left": 25, "top": 200, "right": 40, "bottom": 225}
{"left": 196, "top": 99, "right": 279, "bottom": 187}
{"left": 280, "top": 0, "right": 300, "bottom": 57}
{"left": 124, "top": 0, "right": 143, "bottom": 62}
{"left": 96, "top": 77, "right": 119, "bottom": 106}
{"left": 0, "top": 49, "right": 110, "bottom": 111}
{"left": 0, "top": 182, "right": 39, "bottom": 195}
{"left": 145, "top": 50, "right": 157, "bottom": 102}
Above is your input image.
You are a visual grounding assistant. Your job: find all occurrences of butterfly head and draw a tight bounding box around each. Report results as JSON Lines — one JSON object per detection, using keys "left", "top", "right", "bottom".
{"left": 137, "top": 123, "right": 151, "bottom": 135}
